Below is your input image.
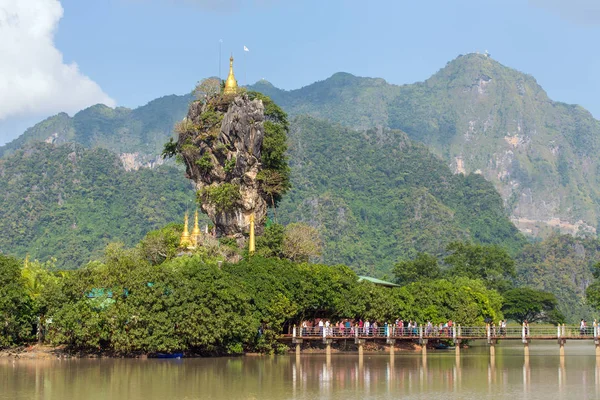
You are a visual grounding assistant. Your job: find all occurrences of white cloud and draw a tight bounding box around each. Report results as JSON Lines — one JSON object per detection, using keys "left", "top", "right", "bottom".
{"left": 0, "top": 0, "right": 115, "bottom": 121}
{"left": 529, "top": 0, "right": 600, "bottom": 25}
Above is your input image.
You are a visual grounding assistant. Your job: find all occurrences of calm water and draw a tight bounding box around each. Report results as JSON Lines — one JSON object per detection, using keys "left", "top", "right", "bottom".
{"left": 2, "top": 341, "right": 600, "bottom": 399}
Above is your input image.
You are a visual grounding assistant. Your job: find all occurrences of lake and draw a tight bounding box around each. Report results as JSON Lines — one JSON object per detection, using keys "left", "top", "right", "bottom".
{"left": 2, "top": 341, "right": 600, "bottom": 399}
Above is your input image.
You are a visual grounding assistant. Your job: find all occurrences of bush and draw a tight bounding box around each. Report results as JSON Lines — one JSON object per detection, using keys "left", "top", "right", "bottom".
{"left": 200, "top": 183, "right": 241, "bottom": 213}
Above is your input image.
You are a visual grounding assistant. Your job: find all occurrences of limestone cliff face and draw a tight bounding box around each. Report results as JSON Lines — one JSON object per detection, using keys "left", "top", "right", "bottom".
{"left": 178, "top": 94, "right": 267, "bottom": 238}
{"left": 252, "top": 54, "right": 600, "bottom": 237}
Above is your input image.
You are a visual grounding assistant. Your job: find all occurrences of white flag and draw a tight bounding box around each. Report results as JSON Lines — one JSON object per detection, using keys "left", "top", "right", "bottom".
{"left": 244, "top": 46, "right": 250, "bottom": 52}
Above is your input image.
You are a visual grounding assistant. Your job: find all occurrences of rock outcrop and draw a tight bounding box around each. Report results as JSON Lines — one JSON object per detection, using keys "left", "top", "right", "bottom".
{"left": 177, "top": 93, "right": 267, "bottom": 238}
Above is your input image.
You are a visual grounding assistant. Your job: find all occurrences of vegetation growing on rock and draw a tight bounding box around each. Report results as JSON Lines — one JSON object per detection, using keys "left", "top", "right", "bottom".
{"left": 164, "top": 86, "right": 290, "bottom": 238}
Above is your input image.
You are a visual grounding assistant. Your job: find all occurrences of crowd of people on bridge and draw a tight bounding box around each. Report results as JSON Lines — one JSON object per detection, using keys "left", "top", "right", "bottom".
{"left": 294, "top": 318, "right": 600, "bottom": 338}
{"left": 299, "top": 319, "right": 459, "bottom": 337}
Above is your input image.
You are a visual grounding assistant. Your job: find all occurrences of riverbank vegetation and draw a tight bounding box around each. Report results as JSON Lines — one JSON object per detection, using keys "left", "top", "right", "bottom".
{"left": 0, "top": 226, "right": 566, "bottom": 356}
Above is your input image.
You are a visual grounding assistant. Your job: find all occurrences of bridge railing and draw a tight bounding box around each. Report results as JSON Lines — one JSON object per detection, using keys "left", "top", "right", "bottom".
{"left": 292, "top": 325, "right": 600, "bottom": 339}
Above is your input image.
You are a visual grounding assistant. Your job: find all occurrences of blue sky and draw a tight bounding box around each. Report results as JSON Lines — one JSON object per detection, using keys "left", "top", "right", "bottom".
{"left": 1, "top": 0, "right": 599, "bottom": 145}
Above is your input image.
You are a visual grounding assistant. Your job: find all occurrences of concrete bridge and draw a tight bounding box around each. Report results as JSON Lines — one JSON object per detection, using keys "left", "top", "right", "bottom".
{"left": 281, "top": 324, "right": 600, "bottom": 358}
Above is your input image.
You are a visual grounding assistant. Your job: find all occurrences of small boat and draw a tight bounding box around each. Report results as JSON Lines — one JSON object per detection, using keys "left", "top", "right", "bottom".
{"left": 155, "top": 352, "right": 184, "bottom": 359}
{"left": 434, "top": 343, "right": 455, "bottom": 350}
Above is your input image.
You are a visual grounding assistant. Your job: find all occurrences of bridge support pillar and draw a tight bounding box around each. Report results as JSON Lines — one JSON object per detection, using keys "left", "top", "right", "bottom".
{"left": 455, "top": 339, "right": 461, "bottom": 357}
{"left": 387, "top": 339, "right": 396, "bottom": 356}
{"left": 559, "top": 339, "right": 565, "bottom": 357}
{"left": 356, "top": 339, "right": 365, "bottom": 357}
{"left": 489, "top": 339, "right": 496, "bottom": 357}
{"left": 324, "top": 339, "right": 333, "bottom": 355}
{"left": 596, "top": 342, "right": 600, "bottom": 359}
{"left": 292, "top": 338, "right": 303, "bottom": 357}
{"left": 421, "top": 339, "right": 428, "bottom": 355}
{"left": 523, "top": 341, "right": 530, "bottom": 357}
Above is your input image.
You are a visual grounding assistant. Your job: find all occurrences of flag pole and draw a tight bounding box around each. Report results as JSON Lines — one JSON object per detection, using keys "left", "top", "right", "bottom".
{"left": 219, "top": 39, "right": 223, "bottom": 81}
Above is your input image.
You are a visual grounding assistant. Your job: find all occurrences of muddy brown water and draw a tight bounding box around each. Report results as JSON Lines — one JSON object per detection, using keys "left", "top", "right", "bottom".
{"left": 2, "top": 341, "right": 600, "bottom": 399}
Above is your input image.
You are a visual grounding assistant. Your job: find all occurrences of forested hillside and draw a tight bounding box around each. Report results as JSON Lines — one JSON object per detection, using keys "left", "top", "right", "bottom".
{"left": 0, "top": 94, "right": 193, "bottom": 168}
{"left": 0, "top": 143, "right": 195, "bottom": 268}
{"left": 6, "top": 54, "right": 600, "bottom": 237}
{"left": 277, "top": 116, "right": 525, "bottom": 274}
{"left": 516, "top": 234, "right": 600, "bottom": 321}
{"left": 251, "top": 54, "right": 600, "bottom": 237}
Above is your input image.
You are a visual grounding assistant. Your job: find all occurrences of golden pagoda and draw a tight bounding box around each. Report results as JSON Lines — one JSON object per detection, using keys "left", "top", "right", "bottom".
{"left": 179, "top": 212, "right": 192, "bottom": 249}
{"left": 223, "top": 55, "right": 238, "bottom": 95}
{"left": 190, "top": 210, "right": 202, "bottom": 248}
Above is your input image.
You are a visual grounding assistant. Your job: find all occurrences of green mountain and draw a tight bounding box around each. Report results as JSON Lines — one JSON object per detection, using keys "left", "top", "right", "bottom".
{"left": 1, "top": 53, "right": 598, "bottom": 313}
{"left": 0, "top": 142, "right": 195, "bottom": 268}
{"left": 252, "top": 54, "right": 600, "bottom": 237}
{"left": 7, "top": 54, "right": 600, "bottom": 240}
{"left": 0, "top": 94, "right": 193, "bottom": 168}
{"left": 278, "top": 116, "right": 525, "bottom": 274}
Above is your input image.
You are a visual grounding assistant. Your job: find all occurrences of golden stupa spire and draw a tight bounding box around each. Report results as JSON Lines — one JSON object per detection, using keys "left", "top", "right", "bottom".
{"left": 191, "top": 210, "right": 202, "bottom": 248}
{"left": 180, "top": 212, "right": 192, "bottom": 248}
{"left": 223, "top": 55, "right": 238, "bottom": 95}
{"left": 249, "top": 213, "right": 255, "bottom": 255}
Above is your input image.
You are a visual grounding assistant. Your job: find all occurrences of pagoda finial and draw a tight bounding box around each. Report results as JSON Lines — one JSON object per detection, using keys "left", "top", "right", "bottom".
{"left": 224, "top": 55, "right": 238, "bottom": 95}
{"left": 180, "top": 212, "right": 192, "bottom": 248}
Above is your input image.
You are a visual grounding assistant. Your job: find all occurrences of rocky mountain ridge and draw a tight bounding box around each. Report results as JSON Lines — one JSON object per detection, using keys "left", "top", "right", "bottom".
{"left": 251, "top": 54, "right": 600, "bottom": 237}
{"left": 3, "top": 53, "right": 600, "bottom": 237}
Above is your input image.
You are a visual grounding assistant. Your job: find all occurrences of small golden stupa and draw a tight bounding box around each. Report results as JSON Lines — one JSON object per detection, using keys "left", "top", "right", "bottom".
{"left": 190, "top": 210, "right": 202, "bottom": 247}
{"left": 223, "top": 55, "right": 238, "bottom": 95}
{"left": 249, "top": 213, "right": 255, "bottom": 255}
{"left": 179, "top": 212, "right": 192, "bottom": 249}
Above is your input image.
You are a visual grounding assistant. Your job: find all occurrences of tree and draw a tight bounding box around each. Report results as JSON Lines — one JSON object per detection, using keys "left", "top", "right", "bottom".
{"left": 194, "top": 78, "right": 221, "bottom": 99}
{"left": 138, "top": 223, "right": 182, "bottom": 265}
{"left": 444, "top": 241, "right": 515, "bottom": 291}
{"left": 393, "top": 252, "right": 441, "bottom": 285}
{"left": 282, "top": 223, "right": 323, "bottom": 263}
{"left": 255, "top": 223, "right": 285, "bottom": 258}
{"left": 0, "top": 255, "right": 33, "bottom": 347}
{"left": 586, "top": 262, "right": 600, "bottom": 310}
{"left": 502, "top": 287, "right": 564, "bottom": 323}
{"left": 21, "top": 257, "right": 61, "bottom": 343}
{"left": 257, "top": 169, "right": 287, "bottom": 222}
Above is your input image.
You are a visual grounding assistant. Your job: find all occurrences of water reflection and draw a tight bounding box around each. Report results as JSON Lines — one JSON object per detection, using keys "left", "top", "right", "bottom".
{"left": 3, "top": 342, "right": 600, "bottom": 400}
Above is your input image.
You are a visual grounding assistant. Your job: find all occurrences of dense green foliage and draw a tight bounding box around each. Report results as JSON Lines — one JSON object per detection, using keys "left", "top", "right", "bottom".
{"left": 0, "top": 143, "right": 196, "bottom": 269}
{"left": 277, "top": 116, "right": 525, "bottom": 274}
{"left": 586, "top": 262, "right": 600, "bottom": 312}
{"left": 200, "top": 183, "right": 242, "bottom": 213}
{"left": 392, "top": 241, "right": 517, "bottom": 292}
{"left": 2, "top": 237, "right": 507, "bottom": 353}
{"left": 248, "top": 91, "right": 291, "bottom": 208}
{"left": 516, "top": 234, "right": 600, "bottom": 322}
{"left": 394, "top": 239, "right": 586, "bottom": 323}
{"left": 502, "top": 288, "right": 564, "bottom": 324}
{"left": 393, "top": 253, "right": 440, "bottom": 285}
{"left": 251, "top": 54, "right": 600, "bottom": 236}
{"left": 444, "top": 241, "right": 515, "bottom": 292}
{"left": 0, "top": 255, "right": 33, "bottom": 347}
